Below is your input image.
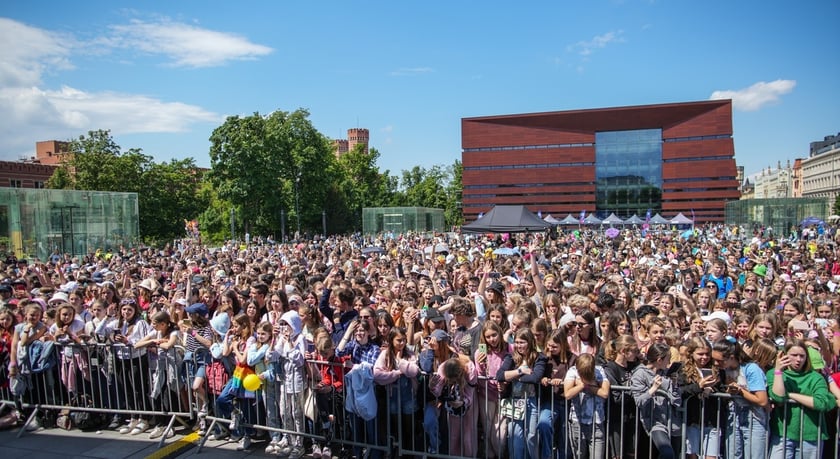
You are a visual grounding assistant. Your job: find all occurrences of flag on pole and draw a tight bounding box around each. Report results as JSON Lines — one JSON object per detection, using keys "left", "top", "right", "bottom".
{"left": 579, "top": 209, "right": 586, "bottom": 224}
{"left": 645, "top": 208, "right": 651, "bottom": 223}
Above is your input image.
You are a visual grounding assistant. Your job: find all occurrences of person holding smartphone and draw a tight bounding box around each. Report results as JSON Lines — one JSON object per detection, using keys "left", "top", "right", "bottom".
{"left": 677, "top": 337, "right": 724, "bottom": 459}
{"left": 629, "top": 343, "right": 682, "bottom": 459}
{"left": 767, "top": 339, "right": 835, "bottom": 459}
{"left": 711, "top": 339, "right": 768, "bottom": 459}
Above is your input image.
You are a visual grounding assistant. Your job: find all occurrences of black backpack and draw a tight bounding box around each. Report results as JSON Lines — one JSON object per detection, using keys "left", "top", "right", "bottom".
{"left": 69, "top": 394, "right": 106, "bottom": 431}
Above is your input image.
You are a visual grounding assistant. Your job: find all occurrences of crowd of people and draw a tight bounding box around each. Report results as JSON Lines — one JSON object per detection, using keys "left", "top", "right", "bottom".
{"left": 1, "top": 223, "right": 840, "bottom": 459}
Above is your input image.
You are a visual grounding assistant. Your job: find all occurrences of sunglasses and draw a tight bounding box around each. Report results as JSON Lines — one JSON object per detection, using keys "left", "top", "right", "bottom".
{"left": 574, "top": 322, "right": 589, "bottom": 327}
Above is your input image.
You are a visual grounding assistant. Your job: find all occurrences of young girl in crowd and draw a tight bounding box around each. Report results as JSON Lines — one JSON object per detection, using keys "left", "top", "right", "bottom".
{"left": 564, "top": 353, "right": 610, "bottom": 459}
{"left": 50, "top": 303, "right": 88, "bottom": 397}
{"left": 629, "top": 342, "right": 682, "bottom": 459}
{"left": 374, "top": 328, "right": 420, "bottom": 454}
{"left": 9, "top": 304, "right": 49, "bottom": 430}
{"left": 703, "top": 318, "right": 728, "bottom": 345}
{"left": 540, "top": 327, "right": 576, "bottom": 459}
{"left": 419, "top": 329, "right": 455, "bottom": 455}
{"left": 475, "top": 321, "right": 509, "bottom": 459}
{"left": 711, "top": 339, "right": 769, "bottom": 459}
{"left": 134, "top": 311, "right": 181, "bottom": 439}
{"left": 603, "top": 335, "right": 642, "bottom": 459}
{"left": 270, "top": 310, "right": 306, "bottom": 458}
{"left": 98, "top": 298, "right": 153, "bottom": 435}
{"left": 678, "top": 337, "right": 723, "bottom": 459}
{"left": 767, "top": 339, "right": 835, "bottom": 458}
{"left": 180, "top": 302, "right": 214, "bottom": 435}
{"left": 213, "top": 313, "right": 254, "bottom": 444}
{"left": 430, "top": 356, "right": 478, "bottom": 457}
{"left": 498, "top": 328, "right": 547, "bottom": 459}
{"left": 337, "top": 319, "right": 382, "bottom": 459}
{"left": 311, "top": 332, "right": 344, "bottom": 459}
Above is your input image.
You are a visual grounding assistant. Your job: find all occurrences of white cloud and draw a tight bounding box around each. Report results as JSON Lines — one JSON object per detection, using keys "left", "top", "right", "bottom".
{"left": 710, "top": 79, "right": 796, "bottom": 111}
{"left": 0, "top": 18, "right": 75, "bottom": 87}
{"left": 107, "top": 19, "right": 273, "bottom": 68}
{"left": 567, "top": 30, "right": 625, "bottom": 56}
{"left": 0, "top": 17, "right": 251, "bottom": 161}
{"left": 389, "top": 67, "right": 434, "bottom": 77}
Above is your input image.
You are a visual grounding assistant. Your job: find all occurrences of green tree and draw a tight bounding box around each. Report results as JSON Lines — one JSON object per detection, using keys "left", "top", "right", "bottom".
{"left": 208, "top": 109, "right": 336, "bottom": 237}
{"left": 46, "top": 129, "right": 205, "bottom": 243}
{"left": 139, "top": 159, "right": 208, "bottom": 242}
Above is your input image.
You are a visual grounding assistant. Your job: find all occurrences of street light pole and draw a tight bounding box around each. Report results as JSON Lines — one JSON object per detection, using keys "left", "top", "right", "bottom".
{"left": 230, "top": 208, "right": 235, "bottom": 242}
{"left": 295, "top": 172, "right": 301, "bottom": 235}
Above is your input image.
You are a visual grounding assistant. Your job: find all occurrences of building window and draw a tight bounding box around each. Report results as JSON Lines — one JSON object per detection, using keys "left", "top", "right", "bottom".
{"left": 595, "top": 129, "right": 662, "bottom": 216}
{"left": 9, "top": 179, "right": 22, "bottom": 188}
{"left": 34, "top": 181, "right": 45, "bottom": 189}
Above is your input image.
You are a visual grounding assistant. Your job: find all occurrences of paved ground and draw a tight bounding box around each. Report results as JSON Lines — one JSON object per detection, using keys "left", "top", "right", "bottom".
{"left": 0, "top": 423, "right": 311, "bottom": 459}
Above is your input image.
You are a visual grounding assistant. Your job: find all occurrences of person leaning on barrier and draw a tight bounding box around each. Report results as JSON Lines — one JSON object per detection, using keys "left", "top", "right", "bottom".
{"left": 629, "top": 342, "right": 682, "bottom": 459}
{"left": 767, "top": 339, "right": 836, "bottom": 459}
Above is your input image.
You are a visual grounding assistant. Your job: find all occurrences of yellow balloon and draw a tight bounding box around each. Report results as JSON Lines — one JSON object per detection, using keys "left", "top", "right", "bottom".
{"left": 242, "top": 373, "right": 261, "bottom": 391}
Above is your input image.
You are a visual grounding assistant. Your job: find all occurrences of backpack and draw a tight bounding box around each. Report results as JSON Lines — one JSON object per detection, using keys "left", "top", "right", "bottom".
{"left": 70, "top": 394, "right": 106, "bottom": 431}
{"left": 206, "top": 360, "right": 229, "bottom": 395}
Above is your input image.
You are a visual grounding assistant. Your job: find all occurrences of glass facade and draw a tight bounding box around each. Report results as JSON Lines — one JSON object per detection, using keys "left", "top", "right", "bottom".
{"left": 595, "top": 129, "right": 663, "bottom": 217}
{"left": 362, "top": 207, "right": 446, "bottom": 235}
{"left": 0, "top": 187, "right": 139, "bottom": 261}
{"left": 725, "top": 198, "right": 829, "bottom": 232}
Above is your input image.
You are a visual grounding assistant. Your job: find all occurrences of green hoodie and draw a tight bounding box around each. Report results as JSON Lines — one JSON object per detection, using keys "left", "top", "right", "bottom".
{"left": 766, "top": 368, "right": 835, "bottom": 441}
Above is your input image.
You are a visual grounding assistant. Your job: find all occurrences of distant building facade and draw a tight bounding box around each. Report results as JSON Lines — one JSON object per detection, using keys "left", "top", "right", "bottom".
{"left": 753, "top": 161, "right": 794, "bottom": 199}
{"left": 332, "top": 128, "right": 370, "bottom": 159}
{"left": 0, "top": 140, "right": 67, "bottom": 189}
{"left": 461, "top": 100, "right": 740, "bottom": 223}
{"left": 801, "top": 133, "right": 840, "bottom": 202}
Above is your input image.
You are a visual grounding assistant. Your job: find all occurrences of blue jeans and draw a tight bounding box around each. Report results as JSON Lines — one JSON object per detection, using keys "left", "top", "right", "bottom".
{"left": 568, "top": 421, "right": 605, "bottom": 459}
{"left": 769, "top": 435, "right": 822, "bottom": 459}
{"left": 537, "top": 400, "right": 567, "bottom": 459}
{"left": 423, "top": 403, "right": 440, "bottom": 453}
{"left": 727, "top": 406, "right": 768, "bottom": 459}
{"left": 508, "top": 397, "right": 539, "bottom": 459}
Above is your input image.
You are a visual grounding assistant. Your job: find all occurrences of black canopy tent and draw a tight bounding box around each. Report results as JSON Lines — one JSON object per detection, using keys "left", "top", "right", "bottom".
{"left": 462, "top": 205, "right": 552, "bottom": 233}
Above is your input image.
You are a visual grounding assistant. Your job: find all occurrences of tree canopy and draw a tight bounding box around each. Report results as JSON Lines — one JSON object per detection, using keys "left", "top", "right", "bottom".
{"left": 47, "top": 113, "right": 463, "bottom": 244}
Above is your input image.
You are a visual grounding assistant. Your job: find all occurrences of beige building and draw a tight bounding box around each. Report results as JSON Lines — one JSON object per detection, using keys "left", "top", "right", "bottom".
{"left": 801, "top": 133, "right": 840, "bottom": 202}
{"left": 753, "top": 161, "right": 793, "bottom": 199}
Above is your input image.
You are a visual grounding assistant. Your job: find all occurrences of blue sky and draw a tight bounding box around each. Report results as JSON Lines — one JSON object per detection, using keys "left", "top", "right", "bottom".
{"left": 1, "top": 1, "right": 838, "bottom": 180}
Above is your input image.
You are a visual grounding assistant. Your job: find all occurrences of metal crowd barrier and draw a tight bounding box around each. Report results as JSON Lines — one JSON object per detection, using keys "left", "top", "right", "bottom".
{"left": 3, "top": 341, "right": 193, "bottom": 448}
{"left": 3, "top": 345, "right": 840, "bottom": 459}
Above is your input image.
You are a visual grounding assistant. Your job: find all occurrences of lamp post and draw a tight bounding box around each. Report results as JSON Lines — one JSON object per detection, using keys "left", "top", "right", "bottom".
{"left": 230, "top": 208, "right": 235, "bottom": 242}
{"left": 294, "top": 172, "right": 301, "bottom": 235}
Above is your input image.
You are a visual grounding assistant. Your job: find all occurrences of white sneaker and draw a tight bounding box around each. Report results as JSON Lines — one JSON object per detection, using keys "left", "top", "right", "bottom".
{"left": 148, "top": 426, "right": 165, "bottom": 439}
{"left": 119, "top": 419, "right": 138, "bottom": 434}
{"left": 277, "top": 437, "right": 291, "bottom": 456}
{"left": 311, "top": 444, "right": 322, "bottom": 459}
{"left": 235, "top": 436, "right": 251, "bottom": 451}
{"left": 322, "top": 446, "right": 331, "bottom": 459}
{"left": 130, "top": 420, "right": 149, "bottom": 435}
{"left": 265, "top": 440, "right": 278, "bottom": 454}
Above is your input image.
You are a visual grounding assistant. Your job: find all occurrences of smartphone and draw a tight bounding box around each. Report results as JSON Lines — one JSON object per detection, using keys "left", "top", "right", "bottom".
{"left": 478, "top": 343, "right": 487, "bottom": 354}
{"left": 699, "top": 368, "right": 713, "bottom": 379}
{"left": 665, "top": 362, "right": 683, "bottom": 376}
{"left": 489, "top": 272, "right": 501, "bottom": 279}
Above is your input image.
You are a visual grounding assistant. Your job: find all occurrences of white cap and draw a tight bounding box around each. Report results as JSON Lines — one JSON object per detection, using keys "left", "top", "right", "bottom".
{"left": 702, "top": 310, "right": 731, "bottom": 326}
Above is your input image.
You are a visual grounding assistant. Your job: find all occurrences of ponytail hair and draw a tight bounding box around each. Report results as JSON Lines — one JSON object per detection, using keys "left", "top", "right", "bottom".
{"left": 604, "top": 335, "right": 637, "bottom": 361}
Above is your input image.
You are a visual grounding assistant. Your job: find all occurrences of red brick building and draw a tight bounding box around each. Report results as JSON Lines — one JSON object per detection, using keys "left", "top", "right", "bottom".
{"left": 461, "top": 100, "right": 740, "bottom": 223}
{"left": 0, "top": 141, "right": 67, "bottom": 188}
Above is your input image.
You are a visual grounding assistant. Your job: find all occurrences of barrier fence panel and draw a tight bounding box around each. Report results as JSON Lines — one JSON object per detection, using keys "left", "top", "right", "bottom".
{"left": 3, "top": 341, "right": 193, "bottom": 447}
{"left": 3, "top": 348, "right": 840, "bottom": 459}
